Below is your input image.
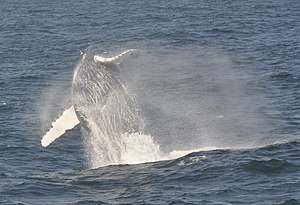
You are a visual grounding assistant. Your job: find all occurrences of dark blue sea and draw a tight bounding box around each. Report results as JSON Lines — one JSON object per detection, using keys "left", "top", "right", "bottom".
{"left": 1, "top": 0, "right": 299, "bottom": 204}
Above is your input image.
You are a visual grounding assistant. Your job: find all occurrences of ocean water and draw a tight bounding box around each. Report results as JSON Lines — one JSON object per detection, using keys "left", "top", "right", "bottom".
{"left": 0, "top": 0, "right": 299, "bottom": 204}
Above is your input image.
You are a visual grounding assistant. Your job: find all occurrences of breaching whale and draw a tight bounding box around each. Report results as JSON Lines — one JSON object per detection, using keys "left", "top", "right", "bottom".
{"left": 41, "top": 46, "right": 140, "bottom": 152}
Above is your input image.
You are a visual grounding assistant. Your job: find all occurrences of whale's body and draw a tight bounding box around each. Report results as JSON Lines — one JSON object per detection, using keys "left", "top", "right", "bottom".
{"left": 41, "top": 47, "right": 140, "bottom": 164}
{"left": 72, "top": 48, "right": 139, "bottom": 136}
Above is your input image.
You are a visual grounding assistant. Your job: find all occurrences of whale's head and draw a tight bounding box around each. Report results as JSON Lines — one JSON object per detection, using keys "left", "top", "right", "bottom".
{"left": 73, "top": 46, "right": 120, "bottom": 83}
{"left": 74, "top": 45, "right": 135, "bottom": 79}
{"left": 72, "top": 46, "right": 135, "bottom": 106}
{"left": 79, "top": 45, "right": 107, "bottom": 63}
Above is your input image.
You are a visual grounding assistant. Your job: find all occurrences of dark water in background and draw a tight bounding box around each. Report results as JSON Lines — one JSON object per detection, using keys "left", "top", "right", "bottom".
{"left": 1, "top": 0, "right": 300, "bottom": 204}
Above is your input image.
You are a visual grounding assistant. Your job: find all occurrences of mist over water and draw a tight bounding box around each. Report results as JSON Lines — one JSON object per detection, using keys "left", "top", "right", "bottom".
{"left": 39, "top": 46, "right": 278, "bottom": 168}
{"left": 38, "top": 82, "right": 72, "bottom": 136}
{"left": 122, "top": 46, "right": 276, "bottom": 151}
{"left": 69, "top": 46, "right": 215, "bottom": 168}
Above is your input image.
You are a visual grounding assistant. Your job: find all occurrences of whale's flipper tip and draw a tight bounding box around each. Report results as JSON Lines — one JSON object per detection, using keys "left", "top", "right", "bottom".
{"left": 41, "top": 106, "right": 80, "bottom": 147}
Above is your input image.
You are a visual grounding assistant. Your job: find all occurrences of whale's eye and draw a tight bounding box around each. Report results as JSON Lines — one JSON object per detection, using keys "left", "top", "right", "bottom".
{"left": 80, "top": 50, "right": 87, "bottom": 60}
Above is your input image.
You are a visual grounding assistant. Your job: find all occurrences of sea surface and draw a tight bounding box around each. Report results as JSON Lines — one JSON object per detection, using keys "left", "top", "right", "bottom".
{"left": 1, "top": 0, "right": 300, "bottom": 204}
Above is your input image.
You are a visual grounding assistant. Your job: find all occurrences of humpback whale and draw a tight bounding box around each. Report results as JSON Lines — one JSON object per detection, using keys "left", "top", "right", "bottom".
{"left": 41, "top": 46, "right": 140, "bottom": 160}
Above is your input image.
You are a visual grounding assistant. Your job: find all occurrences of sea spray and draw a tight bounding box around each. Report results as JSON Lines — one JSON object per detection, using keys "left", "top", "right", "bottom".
{"left": 40, "top": 46, "right": 276, "bottom": 168}
{"left": 39, "top": 47, "right": 174, "bottom": 168}
{"left": 71, "top": 47, "right": 155, "bottom": 168}
{"left": 86, "top": 132, "right": 163, "bottom": 168}
{"left": 70, "top": 47, "right": 203, "bottom": 168}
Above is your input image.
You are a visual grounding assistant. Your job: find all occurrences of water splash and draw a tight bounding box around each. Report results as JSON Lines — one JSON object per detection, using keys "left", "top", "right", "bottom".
{"left": 71, "top": 47, "right": 163, "bottom": 168}
{"left": 40, "top": 46, "right": 280, "bottom": 168}
{"left": 86, "top": 133, "right": 162, "bottom": 168}
{"left": 71, "top": 48, "right": 207, "bottom": 168}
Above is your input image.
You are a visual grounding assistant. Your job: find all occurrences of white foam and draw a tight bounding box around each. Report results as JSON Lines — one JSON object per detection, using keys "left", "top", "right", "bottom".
{"left": 117, "top": 134, "right": 211, "bottom": 166}
{"left": 86, "top": 131, "right": 221, "bottom": 168}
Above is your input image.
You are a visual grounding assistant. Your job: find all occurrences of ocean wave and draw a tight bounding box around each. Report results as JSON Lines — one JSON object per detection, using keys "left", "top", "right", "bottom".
{"left": 71, "top": 200, "right": 107, "bottom": 205}
{"left": 265, "top": 71, "right": 300, "bottom": 82}
{"left": 277, "top": 199, "right": 300, "bottom": 205}
{"left": 243, "top": 159, "right": 295, "bottom": 174}
{"left": 18, "top": 73, "right": 46, "bottom": 81}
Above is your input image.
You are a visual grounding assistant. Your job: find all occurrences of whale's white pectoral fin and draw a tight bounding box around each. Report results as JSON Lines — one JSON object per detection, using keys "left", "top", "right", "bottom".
{"left": 94, "top": 49, "right": 135, "bottom": 63}
{"left": 41, "top": 106, "right": 80, "bottom": 147}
